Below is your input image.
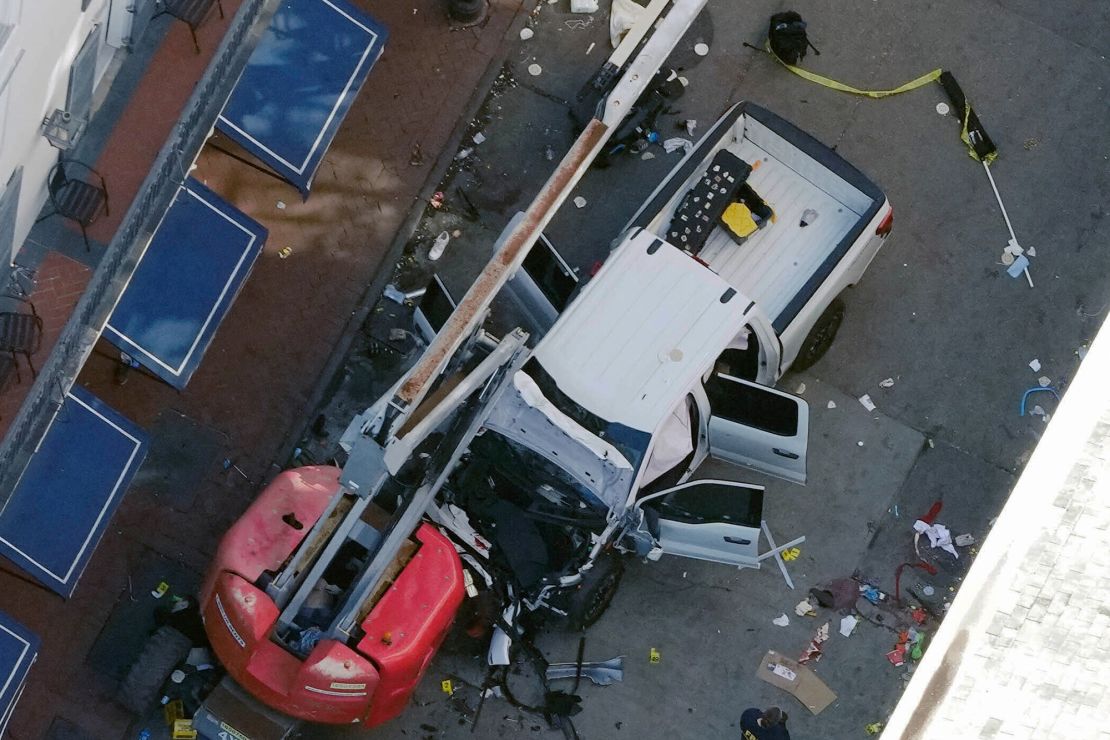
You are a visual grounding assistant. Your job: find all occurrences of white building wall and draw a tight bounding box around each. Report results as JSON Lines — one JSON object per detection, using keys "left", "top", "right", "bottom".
{"left": 0, "top": 0, "right": 127, "bottom": 265}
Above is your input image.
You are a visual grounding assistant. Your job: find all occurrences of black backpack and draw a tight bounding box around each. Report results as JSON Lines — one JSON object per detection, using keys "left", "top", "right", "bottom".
{"left": 768, "top": 11, "right": 811, "bottom": 65}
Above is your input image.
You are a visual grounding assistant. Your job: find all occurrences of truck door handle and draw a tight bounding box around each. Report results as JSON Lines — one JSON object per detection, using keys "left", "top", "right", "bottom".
{"left": 773, "top": 448, "right": 799, "bottom": 459}
{"left": 724, "top": 536, "right": 752, "bottom": 546}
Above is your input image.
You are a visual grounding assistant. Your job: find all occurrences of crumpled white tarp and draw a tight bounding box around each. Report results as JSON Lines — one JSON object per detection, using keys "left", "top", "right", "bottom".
{"left": 913, "top": 519, "right": 958, "bottom": 558}
{"left": 610, "top": 0, "right": 644, "bottom": 48}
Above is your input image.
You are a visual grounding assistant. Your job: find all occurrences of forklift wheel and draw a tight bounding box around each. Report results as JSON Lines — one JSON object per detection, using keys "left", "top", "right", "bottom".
{"left": 115, "top": 625, "right": 192, "bottom": 715}
{"left": 791, "top": 297, "right": 845, "bottom": 372}
{"left": 565, "top": 551, "right": 625, "bottom": 632}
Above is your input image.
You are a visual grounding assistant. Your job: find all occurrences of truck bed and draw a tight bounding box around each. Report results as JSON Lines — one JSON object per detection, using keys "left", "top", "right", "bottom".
{"left": 629, "top": 103, "right": 884, "bottom": 334}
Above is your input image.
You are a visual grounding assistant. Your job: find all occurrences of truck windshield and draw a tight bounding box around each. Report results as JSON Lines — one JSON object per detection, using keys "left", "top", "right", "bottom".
{"left": 522, "top": 358, "right": 650, "bottom": 470}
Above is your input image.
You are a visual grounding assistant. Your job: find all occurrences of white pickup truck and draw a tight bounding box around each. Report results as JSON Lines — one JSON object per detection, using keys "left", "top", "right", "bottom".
{"left": 380, "top": 100, "right": 894, "bottom": 628}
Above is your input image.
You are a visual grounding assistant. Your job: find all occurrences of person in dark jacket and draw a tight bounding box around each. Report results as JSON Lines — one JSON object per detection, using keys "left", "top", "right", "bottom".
{"left": 740, "top": 706, "right": 791, "bottom": 739}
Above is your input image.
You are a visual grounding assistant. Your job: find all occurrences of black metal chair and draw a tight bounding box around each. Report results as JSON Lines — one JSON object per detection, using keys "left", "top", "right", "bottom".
{"left": 35, "top": 160, "right": 109, "bottom": 252}
{"left": 0, "top": 296, "right": 43, "bottom": 383}
{"left": 154, "top": 0, "right": 225, "bottom": 54}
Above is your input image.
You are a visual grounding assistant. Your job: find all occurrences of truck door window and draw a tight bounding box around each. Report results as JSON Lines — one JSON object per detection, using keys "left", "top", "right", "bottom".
{"left": 645, "top": 481, "right": 762, "bottom": 527}
{"left": 704, "top": 373, "right": 798, "bottom": 436}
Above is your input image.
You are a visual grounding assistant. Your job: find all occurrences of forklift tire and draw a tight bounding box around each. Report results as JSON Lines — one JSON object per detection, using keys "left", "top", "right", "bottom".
{"left": 115, "top": 625, "right": 192, "bottom": 715}
{"left": 565, "top": 551, "right": 624, "bottom": 631}
{"left": 791, "top": 297, "right": 845, "bottom": 372}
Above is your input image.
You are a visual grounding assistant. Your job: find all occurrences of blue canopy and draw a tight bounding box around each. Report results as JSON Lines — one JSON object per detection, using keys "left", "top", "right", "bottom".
{"left": 103, "top": 178, "right": 267, "bottom": 389}
{"left": 0, "top": 387, "right": 148, "bottom": 598}
{"left": 0, "top": 611, "right": 37, "bottom": 734}
{"left": 216, "top": 0, "right": 387, "bottom": 196}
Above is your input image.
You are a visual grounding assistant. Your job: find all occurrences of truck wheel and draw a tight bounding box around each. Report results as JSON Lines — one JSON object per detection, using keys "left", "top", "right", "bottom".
{"left": 565, "top": 551, "right": 624, "bottom": 631}
{"left": 115, "top": 625, "right": 192, "bottom": 715}
{"left": 791, "top": 297, "right": 845, "bottom": 372}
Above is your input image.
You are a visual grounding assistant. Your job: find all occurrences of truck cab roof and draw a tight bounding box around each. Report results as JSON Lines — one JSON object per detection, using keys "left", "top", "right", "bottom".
{"left": 531, "top": 229, "right": 752, "bottom": 435}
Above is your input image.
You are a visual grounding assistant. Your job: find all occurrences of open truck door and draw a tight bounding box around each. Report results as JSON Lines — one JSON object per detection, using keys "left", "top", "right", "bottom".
{"left": 637, "top": 479, "right": 764, "bottom": 567}
{"left": 702, "top": 372, "right": 809, "bottom": 484}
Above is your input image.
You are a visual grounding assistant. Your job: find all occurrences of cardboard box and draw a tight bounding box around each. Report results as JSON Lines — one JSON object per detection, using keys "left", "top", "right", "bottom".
{"left": 754, "top": 650, "right": 837, "bottom": 714}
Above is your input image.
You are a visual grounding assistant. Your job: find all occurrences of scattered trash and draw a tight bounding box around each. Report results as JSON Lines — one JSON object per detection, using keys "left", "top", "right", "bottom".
{"left": 544, "top": 145, "right": 555, "bottom": 161}
{"left": 866, "top": 721, "right": 885, "bottom": 735}
{"left": 649, "top": 648, "right": 661, "bottom": 664}
{"left": 921, "top": 585, "right": 935, "bottom": 597}
{"left": 1038, "top": 376, "right": 1051, "bottom": 387}
{"left": 151, "top": 581, "right": 169, "bottom": 599}
{"left": 662, "top": 137, "right": 693, "bottom": 154}
{"left": 519, "top": 27, "right": 534, "bottom": 40}
{"left": 1028, "top": 358, "right": 1041, "bottom": 372}
{"left": 547, "top": 656, "right": 624, "bottom": 685}
{"left": 429, "top": 231, "right": 451, "bottom": 261}
{"left": 795, "top": 599, "right": 816, "bottom": 617}
{"left": 799, "top": 208, "right": 818, "bottom": 227}
{"left": 796, "top": 382, "right": 806, "bottom": 394}
{"left": 570, "top": 0, "right": 598, "bottom": 12}
{"left": 409, "top": 143, "right": 424, "bottom": 166}
{"left": 859, "top": 394, "right": 876, "bottom": 412}
{"left": 781, "top": 547, "right": 801, "bottom": 562}
{"left": 798, "top": 622, "right": 829, "bottom": 664}
{"left": 472, "top": 131, "right": 486, "bottom": 145}
{"left": 954, "top": 533, "right": 975, "bottom": 547}
{"left": 934, "top": 102, "right": 949, "bottom": 116}
{"left": 455, "top": 147, "right": 475, "bottom": 161}
{"left": 826, "top": 400, "right": 836, "bottom": 409}
{"left": 1019, "top": 386, "right": 1058, "bottom": 416}
{"left": 277, "top": 247, "right": 292, "bottom": 259}
{"left": 773, "top": 614, "right": 791, "bottom": 627}
{"left": 684, "top": 119, "right": 697, "bottom": 135}
{"left": 641, "top": 151, "right": 655, "bottom": 160}
{"left": 839, "top": 615, "right": 858, "bottom": 637}
{"left": 441, "top": 679, "right": 454, "bottom": 694}
{"left": 527, "top": 63, "right": 543, "bottom": 76}
{"left": 1006, "top": 254, "right": 1030, "bottom": 280}
{"left": 857, "top": 440, "right": 865, "bottom": 447}
{"left": 913, "top": 520, "right": 958, "bottom": 558}
{"left": 1030, "top": 405, "right": 1044, "bottom": 417}
{"left": 573, "top": 196, "right": 587, "bottom": 208}
{"left": 860, "top": 585, "right": 884, "bottom": 605}
{"left": 276, "top": 200, "right": 286, "bottom": 210}
{"left": 383, "top": 284, "right": 407, "bottom": 304}
{"left": 878, "top": 378, "right": 895, "bottom": 389}
{"left": 693, "top": 42, "right": 710, "bottom": 56}
{"left": 430, "top": 191, "right": 445, "bottom": 208}
{"left": 756, "top": 650, "right": 837, "bottom": 714}
{"left": 586, "top": 41, "right": 596, "bottom": 54}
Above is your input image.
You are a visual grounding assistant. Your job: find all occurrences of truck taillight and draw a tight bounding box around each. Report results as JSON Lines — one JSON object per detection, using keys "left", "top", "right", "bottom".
{"left": 876, "top": 208, "right": 894, "bottom": 237}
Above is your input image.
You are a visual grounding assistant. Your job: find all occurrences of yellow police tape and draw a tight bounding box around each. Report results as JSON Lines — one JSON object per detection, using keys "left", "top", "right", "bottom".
{"left": 767, "top": 44, "right": 943, "bottom": 99}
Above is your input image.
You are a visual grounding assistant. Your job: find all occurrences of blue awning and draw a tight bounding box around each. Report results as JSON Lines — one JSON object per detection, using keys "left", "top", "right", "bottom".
{"left": 103, "top": 178, "right": 267, "bottom": 389}
{"left": 0, "top": 612, "right": 37, "bottom": 734}
{"left": 216, "top": 0, "right": 387, "bottom": 196}
{"left": 0, "top": 387, "right": 148, "bottom": 598}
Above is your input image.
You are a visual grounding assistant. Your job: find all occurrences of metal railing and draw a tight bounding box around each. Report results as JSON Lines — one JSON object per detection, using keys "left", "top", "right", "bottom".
{"left": 0, "top": 0, "right": 281, "bottom": 507}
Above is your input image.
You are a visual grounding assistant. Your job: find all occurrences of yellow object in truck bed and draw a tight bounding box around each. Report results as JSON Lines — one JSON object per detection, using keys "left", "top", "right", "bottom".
{"left": 721, "top": 202, "right": 760, "bottom": 240}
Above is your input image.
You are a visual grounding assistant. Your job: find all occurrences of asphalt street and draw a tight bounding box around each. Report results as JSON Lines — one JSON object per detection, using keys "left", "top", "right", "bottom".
{"left": 302, "top": 0, "right": 1110, "bottom": 737}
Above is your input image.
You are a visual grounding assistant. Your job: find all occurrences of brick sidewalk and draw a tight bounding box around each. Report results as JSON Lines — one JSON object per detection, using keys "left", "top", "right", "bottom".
{"left": 3, "top": 0, "right": 527, "bottom": 736}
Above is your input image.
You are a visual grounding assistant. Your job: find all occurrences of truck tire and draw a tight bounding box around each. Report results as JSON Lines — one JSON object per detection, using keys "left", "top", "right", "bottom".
{"left": 115, "top": 625, "right": 192, "bottom": 715}
{"left": 791, "top": 297, "right": 845, "bottom": 372}
{"left": 565, "top": 551, "right": 624, "bottom": 631}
